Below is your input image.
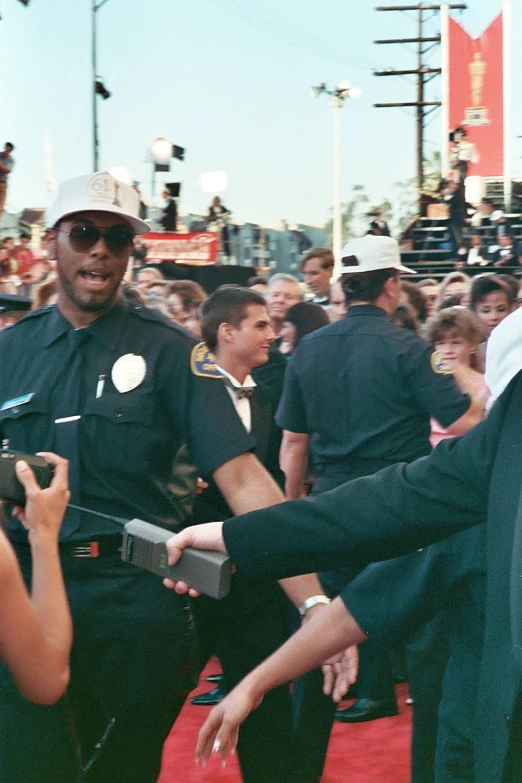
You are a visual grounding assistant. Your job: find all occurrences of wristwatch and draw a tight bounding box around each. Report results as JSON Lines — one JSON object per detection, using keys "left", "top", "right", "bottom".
{"left": 298, "top": 595, "right": 331, "bottom": 617}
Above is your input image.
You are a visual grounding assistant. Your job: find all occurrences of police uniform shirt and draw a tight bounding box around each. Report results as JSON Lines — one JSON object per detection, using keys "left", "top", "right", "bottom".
{"left": 276, "top": 304, "right": 471, "bottom": 471}
{"left": 0, "top": 297, "right": 254, "bottom": 541}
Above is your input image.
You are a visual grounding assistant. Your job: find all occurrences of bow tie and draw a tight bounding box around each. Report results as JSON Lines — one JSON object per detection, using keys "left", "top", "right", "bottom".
{"left": 224, "top": 378, "right": 255, "bottom": 399}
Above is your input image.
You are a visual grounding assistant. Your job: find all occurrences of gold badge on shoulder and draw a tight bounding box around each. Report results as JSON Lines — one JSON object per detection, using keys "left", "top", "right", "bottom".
{"left": 190, "top": 342, "right": 223, "bottom": 378}
{"left": 431, "top": 351, "right": 453, "bottom": 375}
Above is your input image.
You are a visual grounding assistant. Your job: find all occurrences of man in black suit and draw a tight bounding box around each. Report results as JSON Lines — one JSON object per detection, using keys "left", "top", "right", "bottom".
{"left": 168, "top": 370, "right": 522, "bottom": 783}
{"left": 189, "top": 286, "right": 297, "bottom": 783}
{"left": 160, "top": 187, "right": 177, "bottom": 232}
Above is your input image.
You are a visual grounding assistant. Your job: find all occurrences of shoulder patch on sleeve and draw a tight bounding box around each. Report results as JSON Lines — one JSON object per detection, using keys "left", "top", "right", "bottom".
{"left": 430, "top": 350, "right": 454, "bottom": 375}
{"left": 190, "top": 342, "right": 224, "bottom": 378}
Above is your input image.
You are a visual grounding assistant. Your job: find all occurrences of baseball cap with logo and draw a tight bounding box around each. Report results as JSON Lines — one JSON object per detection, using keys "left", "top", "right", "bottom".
{"left": 340, "top": 235, "right": 415, "bottom": 275}
{"left": 46, "top": 171, "right": 149, "bottom": 235}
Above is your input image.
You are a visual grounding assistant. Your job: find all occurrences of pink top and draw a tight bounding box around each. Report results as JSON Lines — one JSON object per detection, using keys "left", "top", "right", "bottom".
{"left": 430, "top": 374, "right": 489, "bottom": 449}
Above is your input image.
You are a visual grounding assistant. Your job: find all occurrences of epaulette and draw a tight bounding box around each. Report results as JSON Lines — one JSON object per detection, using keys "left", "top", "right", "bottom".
{"left": 430, "top": 350, "right": 453, "bottom": 375}
{"left": 190, "top": 342, "right": 224, "bottom": 378}
{"left": 8, "top": 306, "right": 51, "bottom": 326}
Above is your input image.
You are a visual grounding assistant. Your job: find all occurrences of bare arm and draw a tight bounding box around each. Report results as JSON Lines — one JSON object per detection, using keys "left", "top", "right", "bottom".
{"left": 279, "top": 430, "right": 309, "bottom": 499}
{"left": 196, "top": 596, "right": 365, "bottom": 765}
{"left": 171, "top": 451, "right": 326, "bottom": 605}
{"left": 445, "top": 366, "right": 487, "bottom": 436}
{"left": 0, "top": 161, "right": 11, "bottom": 174}
{"left": 0, "top": 454, "right": 72, "bottom": 704}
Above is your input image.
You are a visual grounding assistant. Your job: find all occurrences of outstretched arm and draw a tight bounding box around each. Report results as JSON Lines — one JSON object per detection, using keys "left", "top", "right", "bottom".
{"left": 0, "top": 453, "right": 72, "bottom": 704}
{"left": 196, "top": 596, "right": 363, "bottom": 766}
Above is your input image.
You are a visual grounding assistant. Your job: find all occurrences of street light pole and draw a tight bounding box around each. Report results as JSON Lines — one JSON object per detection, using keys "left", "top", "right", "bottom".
{"left": 91, "top": 0, "right": 98, "bottom": 171}
{"left": 311, "top": 80, "right": 361, "bottom": 278}
{"left": 331, "top": 95, "right": 343, "bottom": 265}
{"left": 91, "top": 0, "right": 110, "bottom": 172}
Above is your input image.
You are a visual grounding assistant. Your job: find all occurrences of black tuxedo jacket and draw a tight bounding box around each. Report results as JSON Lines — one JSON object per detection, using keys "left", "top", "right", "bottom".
{"left": 223, "top": 370, "right": 522, "bottom": 783}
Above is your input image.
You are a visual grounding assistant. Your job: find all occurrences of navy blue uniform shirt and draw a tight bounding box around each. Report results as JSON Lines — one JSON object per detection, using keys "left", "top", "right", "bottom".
{"left": 0, "top": 298, "right": 254, "bottom": 541}
{"left": 276, "top": 304, "right": 471, "bottom": 472}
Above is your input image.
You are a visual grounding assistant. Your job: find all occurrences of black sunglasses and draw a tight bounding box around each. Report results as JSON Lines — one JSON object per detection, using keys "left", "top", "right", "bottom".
{"left": 59, "top": 224, "right": 134, "bottom": 253}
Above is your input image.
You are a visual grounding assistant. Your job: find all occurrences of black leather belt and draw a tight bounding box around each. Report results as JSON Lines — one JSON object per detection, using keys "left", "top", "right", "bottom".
{"left": 59, "top": 536, "right": 122, "bottom": 558}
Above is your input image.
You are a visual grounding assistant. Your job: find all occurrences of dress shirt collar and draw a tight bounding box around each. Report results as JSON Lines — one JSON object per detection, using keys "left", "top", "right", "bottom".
{"left": 43, "top": 296, "right": 130, "bottom": 351}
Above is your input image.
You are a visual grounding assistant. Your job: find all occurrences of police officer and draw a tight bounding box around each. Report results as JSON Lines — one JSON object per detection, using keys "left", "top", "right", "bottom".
{"left": 0, "top": 172, "right": 323, "bottom": 783}
{"left": 277, "top": 234, "right": 484, "bottom": 782}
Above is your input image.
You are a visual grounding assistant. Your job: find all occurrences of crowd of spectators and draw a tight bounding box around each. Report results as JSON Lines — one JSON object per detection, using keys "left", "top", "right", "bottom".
{"left": 3, "top": 219, "right": 522, "bottom": 783}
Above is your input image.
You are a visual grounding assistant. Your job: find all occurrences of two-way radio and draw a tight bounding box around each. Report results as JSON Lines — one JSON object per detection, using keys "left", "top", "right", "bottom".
{"left": 0, "top": 451, "right": 231, "bottom": 599}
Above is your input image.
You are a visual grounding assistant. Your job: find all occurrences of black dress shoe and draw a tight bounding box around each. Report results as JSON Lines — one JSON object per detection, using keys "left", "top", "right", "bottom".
{"left": 191, "top": 685, "right": 226, "bottom": 706}
{"left": 335, "top": 698, "right": 398, "bottom": 723}
{"left": 205, "top": 673, "right": 224, "bottom": 684}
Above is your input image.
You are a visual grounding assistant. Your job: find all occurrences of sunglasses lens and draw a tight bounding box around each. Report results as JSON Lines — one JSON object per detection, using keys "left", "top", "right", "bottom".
{"left": 105, "top": 227, "right": 134, "bottom": 251}
{"left": 69, "top": 225, "right": 100, "bottom": 251}
{"left": 67, "top": 225, "right": 133, "bottom": 253}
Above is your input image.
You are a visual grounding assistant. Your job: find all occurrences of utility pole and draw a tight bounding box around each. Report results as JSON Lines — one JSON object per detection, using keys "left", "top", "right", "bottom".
{"left": 374, "top": 4, "right": 466, "bottom": 213}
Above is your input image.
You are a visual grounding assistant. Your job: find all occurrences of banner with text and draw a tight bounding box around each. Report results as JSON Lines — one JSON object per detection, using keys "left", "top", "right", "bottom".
{"left": 448, "top": 12, "right": 504, "bottom": 178}
{"left": 142, "top": 232, "right": 219, "bottom": 264}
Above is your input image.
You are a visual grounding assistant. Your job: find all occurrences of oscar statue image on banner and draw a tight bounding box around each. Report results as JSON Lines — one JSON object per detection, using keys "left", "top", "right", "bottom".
{"left": 465, "top": 51, "right": 489, "bottom": 126}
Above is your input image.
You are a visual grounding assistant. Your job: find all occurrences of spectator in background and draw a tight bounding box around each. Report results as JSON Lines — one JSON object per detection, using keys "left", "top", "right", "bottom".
{"left": 0, "top": 143, "right": 14, "bottom": 218}
{"left": 167, "top": 280, "right": 207, "bottom": 337}
{"left": 463, "top": 233, "right": 490, "bottom": 267}
{"left": 400, "top": 281, "right": 429, "bottom": 331}
{"left": 135, "top": 265, "right": 164, "bottom": 289}
{"left": 246, "top": 276, "right": 268, "bottom": 297}
{"left": 392, "top": 304, "right": 420, "bottom": 334}
{"left": 427, "top": 307, "right": 489, "bottom": 449}
{"left": 208, "top": 196, "right": 232, "bottom": 258}
{"left": 300, "top": 248, "right": 335, "bottom": 309}
{"left": 143, "top": 280, "right": 168, "bottom": 297}
{"left": 368, "top": 207, "right": 391, "bottom": 237}
{"left": 160, "top": 188, "right": 178, "bottom": 233}
{"left": 13, "top": 233, "right": 36, "bottom": 288}
{"left": 417, "top": 279, "right": 440, "bottom": 319}
{"left": 438, "top": 271, "right": 471, "bottom": 309}
{"left": 493, "top": 233, "right": 516, "bottom": 268}
{"left": 132, "top": 237, "right": 149, "bottom": 268}
{"left": 31, "top": 279, "right": 57, "bottom": 310}
{"left": 469, "top": 275, "right": 514, "bottom": 342}
{"left": 279, "top": 301, "right": 329, "bottom": 355}
{"left": 329, "top": 278, "right": 348, "bottom": 322}
{"left": 0, "top": 244, "right": 19, "bottom": 294}
{"left": 264, "top": 274, "right": 304, "bottom": 344}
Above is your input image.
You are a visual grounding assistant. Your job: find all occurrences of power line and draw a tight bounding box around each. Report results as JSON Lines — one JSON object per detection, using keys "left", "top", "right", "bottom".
{"left": 211, "top": 0, "right": 376, "bottom": 72}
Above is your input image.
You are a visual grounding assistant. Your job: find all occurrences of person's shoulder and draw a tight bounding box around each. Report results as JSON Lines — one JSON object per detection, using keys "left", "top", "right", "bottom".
{"left": 126, "top": 301, "right": 197, "bottom": 343}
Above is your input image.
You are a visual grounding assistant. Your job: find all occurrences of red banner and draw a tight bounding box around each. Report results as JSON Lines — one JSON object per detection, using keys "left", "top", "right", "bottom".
{"left": 448, "top": 13, "right": 503, "bottom": 177}
{"left": 141, "top": 232, "right": 218, "bottom": 264}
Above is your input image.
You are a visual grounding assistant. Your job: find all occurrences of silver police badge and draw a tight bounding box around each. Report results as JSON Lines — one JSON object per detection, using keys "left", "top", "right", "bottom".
{"left": 111, "top": 354, "right": 147, "bottom": 393}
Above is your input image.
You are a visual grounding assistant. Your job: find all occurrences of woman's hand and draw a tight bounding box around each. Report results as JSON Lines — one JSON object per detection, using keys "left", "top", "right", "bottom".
{"left": 12, "top": 453, "right": 70, "bottom": 542}
{"left": 196, "top": 681, "right": 263, "bottom": 767}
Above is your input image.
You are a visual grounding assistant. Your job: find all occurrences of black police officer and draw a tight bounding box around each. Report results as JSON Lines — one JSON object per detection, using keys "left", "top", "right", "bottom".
{"left": 0, "top": 172, "right": 322, "bottom": 783}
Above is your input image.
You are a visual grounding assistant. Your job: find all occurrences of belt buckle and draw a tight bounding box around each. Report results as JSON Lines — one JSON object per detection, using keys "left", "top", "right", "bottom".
{"left": 73, "top": 541, "right": 100, "bottom": 558}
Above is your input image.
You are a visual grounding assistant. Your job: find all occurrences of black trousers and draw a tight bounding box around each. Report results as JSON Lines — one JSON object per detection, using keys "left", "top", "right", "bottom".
{"left": 0, "top": 544, "right": 197, "bottom": 783}
{"left": 191, "top": 573, "right": 297, "bottom": 783}
{"left": 291, "top": 470, "right": 397, "bottom": 780}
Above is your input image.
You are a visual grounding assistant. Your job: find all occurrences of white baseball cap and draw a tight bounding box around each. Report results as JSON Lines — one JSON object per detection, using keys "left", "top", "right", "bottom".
{"left": 340, "top": 235, "right": 415, "bottom": 275}
{"left": 46, "top": 171, "right": 149, "bottom": 235}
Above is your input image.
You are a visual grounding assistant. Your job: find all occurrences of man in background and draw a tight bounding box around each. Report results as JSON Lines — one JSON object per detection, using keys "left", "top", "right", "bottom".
{"left": 0, "top": 143, "right": 14, "bottom": 218}
{"left": 300, "top": 248, "right": 334, "bottom": 310}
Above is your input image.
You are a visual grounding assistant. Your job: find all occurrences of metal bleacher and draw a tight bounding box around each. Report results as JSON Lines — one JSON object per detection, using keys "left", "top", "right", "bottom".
{"left": 400, "top": 179, "right": 522, "bottom": 279}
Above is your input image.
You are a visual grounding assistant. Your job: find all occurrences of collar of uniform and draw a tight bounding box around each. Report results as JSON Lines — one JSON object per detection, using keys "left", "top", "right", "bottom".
{"left": 43, "top": 297, "right": 129, "bottom": 350}
{"left": 346, "top": 304, "right": 387, "bottom": 318}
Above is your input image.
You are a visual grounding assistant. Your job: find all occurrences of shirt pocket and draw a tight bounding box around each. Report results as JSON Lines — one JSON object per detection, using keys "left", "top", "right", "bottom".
{"left": 83, "top": 393, "right": 155, "bottom": 474}
{"left": 0, "top": 396, "right": 52, "bottom": 453}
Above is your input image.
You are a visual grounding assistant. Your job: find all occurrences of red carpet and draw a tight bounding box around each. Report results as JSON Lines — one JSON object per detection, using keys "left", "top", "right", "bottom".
{"left": 159, "top": 659, "right": 412, "bottom": 783}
